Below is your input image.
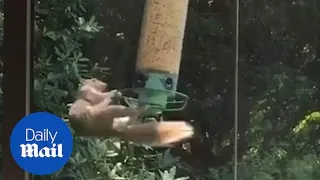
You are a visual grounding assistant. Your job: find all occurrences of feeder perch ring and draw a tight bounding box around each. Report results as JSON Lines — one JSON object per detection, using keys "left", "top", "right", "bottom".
{"left": 120, "top": 87, "right": 189, "bottom": 112}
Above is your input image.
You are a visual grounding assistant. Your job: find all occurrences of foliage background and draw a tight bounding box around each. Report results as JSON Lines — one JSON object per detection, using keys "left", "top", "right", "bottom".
{"left": 0, "top": 0, "right": 320, "bottom": 179}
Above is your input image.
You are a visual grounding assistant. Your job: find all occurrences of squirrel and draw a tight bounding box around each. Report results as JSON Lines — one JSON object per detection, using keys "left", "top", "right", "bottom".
{"left": 68, "top": 78, "right": 194, "bottom": 147}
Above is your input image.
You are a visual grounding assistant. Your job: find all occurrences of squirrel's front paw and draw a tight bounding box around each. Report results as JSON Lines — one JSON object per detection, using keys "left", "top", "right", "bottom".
{"left": 109, "top": 89, "right": 122, "bottom": 98}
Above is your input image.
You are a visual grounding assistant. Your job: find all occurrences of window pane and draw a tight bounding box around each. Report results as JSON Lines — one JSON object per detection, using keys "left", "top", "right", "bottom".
{"left": 33, "top": 0, "right": 236, "bottom": 179}
{"left": 238, "top": 1, "right": 320, "bottom": 179}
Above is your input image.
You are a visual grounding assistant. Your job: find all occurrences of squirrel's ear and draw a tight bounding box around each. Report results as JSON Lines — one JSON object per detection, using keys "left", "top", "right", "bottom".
{"left": 79, "top": 78, "right": 85, "bottom": 84}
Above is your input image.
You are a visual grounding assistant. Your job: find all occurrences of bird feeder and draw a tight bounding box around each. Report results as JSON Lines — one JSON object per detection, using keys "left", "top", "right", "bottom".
{"left": 122, "top": 0, "right": 190, "bottom": 118}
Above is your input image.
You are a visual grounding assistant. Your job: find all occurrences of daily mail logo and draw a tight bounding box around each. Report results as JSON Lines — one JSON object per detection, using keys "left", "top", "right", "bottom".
{"left": 10, "top": 112, "right": 73, "bottom": 175}
{"left": 20, "top": 128, "right": 63, "bottom": 158}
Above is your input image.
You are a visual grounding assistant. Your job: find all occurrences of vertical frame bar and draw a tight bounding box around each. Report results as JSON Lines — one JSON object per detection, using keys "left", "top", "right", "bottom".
{"left": 2, "top": 0, "right": 34, "bottom": 178}
{"left": 234, "top": 0, "right": 240, "bottom": 179}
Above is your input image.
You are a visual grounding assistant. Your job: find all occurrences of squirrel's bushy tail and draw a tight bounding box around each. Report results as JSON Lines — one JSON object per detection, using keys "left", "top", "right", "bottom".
{"left": 122, "top": 121, "right": 194, "bottom": 147}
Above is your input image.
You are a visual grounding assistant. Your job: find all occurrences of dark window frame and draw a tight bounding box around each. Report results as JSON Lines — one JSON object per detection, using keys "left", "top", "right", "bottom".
{"left": 2, "top": 0, "right": 34, "bottom": 179}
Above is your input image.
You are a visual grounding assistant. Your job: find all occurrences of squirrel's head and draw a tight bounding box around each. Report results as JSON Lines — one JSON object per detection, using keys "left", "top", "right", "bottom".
{"left": 80, "top": 78, "right": 108, "bottom": 92}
